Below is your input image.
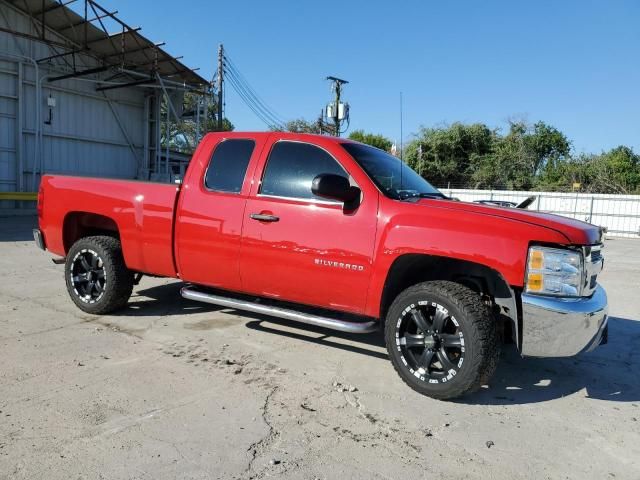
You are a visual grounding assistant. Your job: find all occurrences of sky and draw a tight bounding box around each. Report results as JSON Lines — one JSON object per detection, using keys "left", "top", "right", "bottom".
{"left": 88, "top": 0, "right": 639, "bottom": 154}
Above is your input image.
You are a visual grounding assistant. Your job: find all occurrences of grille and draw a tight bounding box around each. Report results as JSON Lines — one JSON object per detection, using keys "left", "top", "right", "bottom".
{"left": 583, "top": 245, "right": 604, "bottom": 296}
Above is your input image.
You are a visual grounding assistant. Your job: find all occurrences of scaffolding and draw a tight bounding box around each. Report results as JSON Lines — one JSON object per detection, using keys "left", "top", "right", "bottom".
{"left": 2, "top": 0, "right": 212, "bottom": 186}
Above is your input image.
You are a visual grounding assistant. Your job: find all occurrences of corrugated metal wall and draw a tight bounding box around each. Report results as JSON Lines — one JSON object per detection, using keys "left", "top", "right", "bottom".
{"left": 0, "top": 1, "right": 147, "bottom": 208}
{"left": 0, "top": 58, "right": 18, "bottom": 195}
{"left": 37, "top": 77, "right": 144, "bottom": 178}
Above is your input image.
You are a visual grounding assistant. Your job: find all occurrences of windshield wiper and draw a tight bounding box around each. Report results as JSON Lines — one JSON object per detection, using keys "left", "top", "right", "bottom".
{"left": 417, "top": 193, "right": 446, "bottom": 199}
{"left": 398, "top": 192, "right": 446, "bottom": 201}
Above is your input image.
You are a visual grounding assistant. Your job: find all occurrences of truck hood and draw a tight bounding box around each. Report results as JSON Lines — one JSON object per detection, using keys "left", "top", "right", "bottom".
{"left": 419, "top": 199, "right": 603, "bottom": 245}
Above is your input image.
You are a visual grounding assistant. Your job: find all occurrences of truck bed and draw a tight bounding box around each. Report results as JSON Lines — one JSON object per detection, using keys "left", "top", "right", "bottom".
{"left": 39, "top": 175, "right": 179, "bottom": 278}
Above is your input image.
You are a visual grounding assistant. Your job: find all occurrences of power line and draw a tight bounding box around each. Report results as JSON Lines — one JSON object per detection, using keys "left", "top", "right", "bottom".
{"left": 224, "top": 69, "right": 285, "bottom": 129}
{"left": 224, "top": 68, "right": 283, "bottom": 128}
{"left": 224, "top": 71, "right": 285, "bottom": 129}
{"left": 224, "top": 55, "right": 287, "bottom": 126}
{"left": 224, "top": 67, "right": 282, "bottom": 128}
{"left": 223, "top": 72, "right": 270, "bottom": 126}
{"left": 224, "top": 56, "right": 285, "bottom": 125}
{"left": 221, "top": 51, "right": 287, "bottom": 129}
{"left": 224, "top": 65, "right": 285, "bottom": 128}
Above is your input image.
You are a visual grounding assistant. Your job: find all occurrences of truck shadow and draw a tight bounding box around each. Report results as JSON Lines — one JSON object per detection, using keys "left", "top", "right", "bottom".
{"left": 127, "top": 283, "right": 389, "bottom": 359}
{"left": 459, "top": 316, "right": 640, "bottom": 405}
{"left": 244, "top": 317, "right": 389, "bottom": 360}
{"left": 128, "top": 283, "right": 640, "bottom": 404}
{"left": 247, "top": 315, "right": 640, "bottom": 405}
{"left": 123, "top": 282, "right": 224, "bottom": 316}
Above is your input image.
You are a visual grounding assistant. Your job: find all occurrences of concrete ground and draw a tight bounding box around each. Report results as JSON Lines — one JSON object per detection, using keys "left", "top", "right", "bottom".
{"left": 1, "top": 216, "right": 639, "bottom": 480}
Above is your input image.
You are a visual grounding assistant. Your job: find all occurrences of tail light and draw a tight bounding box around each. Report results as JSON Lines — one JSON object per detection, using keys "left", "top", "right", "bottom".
{"left": 37, "top": 184, "right": 44, "bottom": 220}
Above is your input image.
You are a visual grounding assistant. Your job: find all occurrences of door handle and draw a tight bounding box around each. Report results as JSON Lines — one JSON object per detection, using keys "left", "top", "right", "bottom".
{"left": 250, "top": 213, "right": 279, "bottom": 222}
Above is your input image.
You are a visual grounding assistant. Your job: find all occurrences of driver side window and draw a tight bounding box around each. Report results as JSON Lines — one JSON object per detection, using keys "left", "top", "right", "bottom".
{"left": 260, "top": 141, "right": 347, "bottom": 200}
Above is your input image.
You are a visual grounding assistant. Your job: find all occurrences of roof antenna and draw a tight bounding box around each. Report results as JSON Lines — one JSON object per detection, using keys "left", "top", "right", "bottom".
{"left": 399, "top": 91, "right": 404, "bottom": 194}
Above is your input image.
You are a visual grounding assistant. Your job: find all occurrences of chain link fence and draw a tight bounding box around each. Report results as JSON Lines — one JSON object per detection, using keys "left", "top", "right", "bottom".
{"left": 440, "top": 188, "right": 640, "bottom": 238}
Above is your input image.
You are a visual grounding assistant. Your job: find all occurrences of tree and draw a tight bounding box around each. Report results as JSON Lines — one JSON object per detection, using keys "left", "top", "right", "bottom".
{"left": 470, "top": 121, "right": 571, "bottom": 190}
{"left": 596, "top": 146, "right": 640, "bottom": 193}
{"left": 535, "top": 145, "right": 640, "bottom": 193}
{"left": 526, "top": 121, "right": 571, "bottom": 174}
{"left": 348, "top": 130, "right": 393, "bottom": 151}
{"left": 404, "top": 123, "right": 496, "bottom": 187}
{"left": 271, "top": 118, "right": 336, "bottom": 136}
{"left": 399, "top": 120, "right": 573, "bottom": 189}
{"left": 161, "top": 91, "right": 234, "bottom": 153}
{"left": 395, "top": 118, "right": 638, "bottom": 193}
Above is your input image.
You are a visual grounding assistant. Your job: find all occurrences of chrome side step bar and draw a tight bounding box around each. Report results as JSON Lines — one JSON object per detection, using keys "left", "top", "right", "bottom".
{"left": 180, "top": 287, "right": 378, "bottom": 334}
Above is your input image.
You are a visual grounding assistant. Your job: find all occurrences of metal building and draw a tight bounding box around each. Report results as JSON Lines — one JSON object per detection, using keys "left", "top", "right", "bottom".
{"left": 0, "top": 0, "right": 210, "bottom": 211}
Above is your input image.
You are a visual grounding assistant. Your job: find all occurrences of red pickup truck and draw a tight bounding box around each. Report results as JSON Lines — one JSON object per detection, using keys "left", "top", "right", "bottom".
{"left": 34, "top": 132, "right": 608, "bottom": 399}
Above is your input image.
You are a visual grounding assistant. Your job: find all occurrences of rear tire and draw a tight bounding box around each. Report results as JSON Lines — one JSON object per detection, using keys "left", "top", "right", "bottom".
{"left": 64, "top": 235, "right": 134, "bottom": 314}
{"left": 385, "top": 280, "right": 499, "bottom": 400}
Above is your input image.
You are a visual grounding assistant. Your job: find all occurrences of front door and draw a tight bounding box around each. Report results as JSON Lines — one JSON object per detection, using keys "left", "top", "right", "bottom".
{"left": 239, "top": 139, "right": 378, "bottom": 315}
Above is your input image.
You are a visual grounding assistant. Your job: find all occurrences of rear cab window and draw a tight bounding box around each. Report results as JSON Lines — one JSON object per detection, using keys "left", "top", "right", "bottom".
{"left": 204, "top": 139, "right": 256, "bottom": 193}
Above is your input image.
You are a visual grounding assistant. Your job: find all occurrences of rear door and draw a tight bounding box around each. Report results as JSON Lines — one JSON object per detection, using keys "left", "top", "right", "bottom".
{"left": 239, "top": 137, "right": 378, "bottom": 315}
{"left": 175, "top": 134, "right": 268, "bottom": 290}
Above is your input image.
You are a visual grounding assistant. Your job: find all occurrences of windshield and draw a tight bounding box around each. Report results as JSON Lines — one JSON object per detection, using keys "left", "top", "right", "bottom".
{"left": 341, "top": 142, "right": 442, "bottom": 200}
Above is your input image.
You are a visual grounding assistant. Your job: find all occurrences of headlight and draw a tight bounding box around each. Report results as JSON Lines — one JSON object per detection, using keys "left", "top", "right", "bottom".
{"left": 525, "top": 246, "right": 583, "bottom": 296}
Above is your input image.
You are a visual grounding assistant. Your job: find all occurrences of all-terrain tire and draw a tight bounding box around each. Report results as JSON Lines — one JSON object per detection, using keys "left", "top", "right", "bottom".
{"left": 64, "top": 235, "right": 134, "bottom": 314}
{"left": 385, "top": 280, "right": 500, "bottom": 400}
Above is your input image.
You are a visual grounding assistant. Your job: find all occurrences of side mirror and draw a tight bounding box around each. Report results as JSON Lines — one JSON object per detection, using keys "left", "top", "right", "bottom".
{"left": 311, "top": 173, "right": 360, "bottom": 204}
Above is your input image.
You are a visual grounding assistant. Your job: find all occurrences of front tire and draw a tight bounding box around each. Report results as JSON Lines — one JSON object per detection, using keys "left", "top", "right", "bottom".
{"left": 385, "top": 281, "right": 499, "bottom": 400}
{"left": 64, "top": 236, "right": 134, "bottom": 314}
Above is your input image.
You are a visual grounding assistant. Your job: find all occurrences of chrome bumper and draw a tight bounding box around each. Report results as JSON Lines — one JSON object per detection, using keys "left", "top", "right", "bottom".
{"left": 521, "top": 285, "right": 608, "bottom": 357}
{"left": 33, "top": 228, "right": 45, "bottom": 250}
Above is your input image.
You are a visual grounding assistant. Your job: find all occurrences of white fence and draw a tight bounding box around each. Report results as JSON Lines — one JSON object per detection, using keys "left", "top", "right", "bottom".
{"left": 441, "top": 189, "right": 640, "bottom": 239}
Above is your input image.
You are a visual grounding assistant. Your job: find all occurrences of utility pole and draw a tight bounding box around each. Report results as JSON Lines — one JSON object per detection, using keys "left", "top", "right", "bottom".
{"left": 325, "top": 76, "right": 349, "bottom": 136}
{"left": 217, "top": 44, "right": 224, "bottom": 131}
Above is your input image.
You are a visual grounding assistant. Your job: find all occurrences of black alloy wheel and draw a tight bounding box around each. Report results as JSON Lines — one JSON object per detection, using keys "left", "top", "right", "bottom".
{"left": 64, "top": 236, "right": 134, "bottom": 314}
{"left": 385, "top": 281, "right": 499, "bottom": 400}
{"left": 70, "top": 248, "right": 106, "bottom": 304}
{"left": 396, "top": 301, "right": 465, "bottom": 383}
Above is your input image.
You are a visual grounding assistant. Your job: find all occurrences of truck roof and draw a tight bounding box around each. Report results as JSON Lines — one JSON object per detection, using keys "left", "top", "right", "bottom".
{"left": 202, "top": 131, "right": 353, "bottom": 144}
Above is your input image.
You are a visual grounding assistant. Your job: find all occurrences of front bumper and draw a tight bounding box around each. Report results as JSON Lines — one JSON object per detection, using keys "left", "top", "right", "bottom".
{"left": 521, "top": 285, "right": 608, "bottom": 357}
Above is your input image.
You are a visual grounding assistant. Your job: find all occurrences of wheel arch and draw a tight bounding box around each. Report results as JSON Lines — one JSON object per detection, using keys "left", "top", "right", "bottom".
{"left": 63, "top": 212, "right": 120, "bottom": 253}
{"left": 379, "top": 253, "right": 520, "bottom": 347}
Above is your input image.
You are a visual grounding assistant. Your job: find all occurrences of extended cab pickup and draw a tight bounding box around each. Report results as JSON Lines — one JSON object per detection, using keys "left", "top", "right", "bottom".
{"left": 35, "top": 132, "right": 608, "bottom": 399}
